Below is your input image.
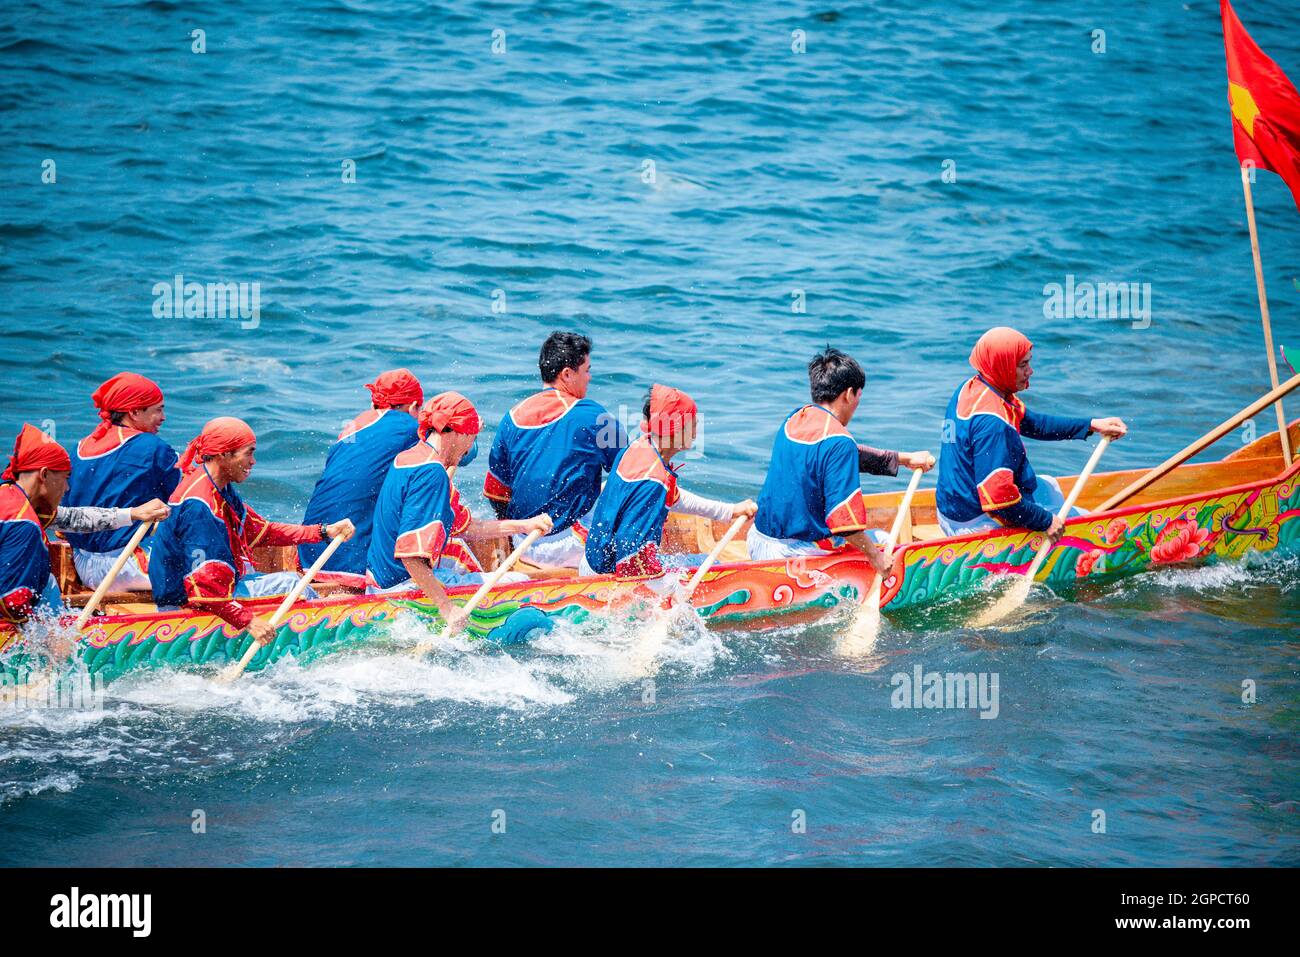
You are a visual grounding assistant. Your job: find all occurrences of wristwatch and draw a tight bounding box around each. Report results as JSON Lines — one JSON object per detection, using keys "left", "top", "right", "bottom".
{"left": 318, "top": 523, "right": 329, "bottom": 540}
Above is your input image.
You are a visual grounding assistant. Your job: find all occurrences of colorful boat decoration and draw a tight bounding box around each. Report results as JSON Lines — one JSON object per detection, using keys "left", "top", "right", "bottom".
{"left": 2, "top": 424, "right": 1298, "bottom": 684}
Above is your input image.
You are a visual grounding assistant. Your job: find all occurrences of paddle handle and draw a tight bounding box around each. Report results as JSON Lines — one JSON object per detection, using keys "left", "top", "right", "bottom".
{"left": 74, "top": 520, "right": 154, "bottom": 630}
{"left": 884, "top": 467, "right": 926, "bottom": 556}
{"left": 458, "top": 527, "right": 543, "bottom": 620}
{"left": 225, "top": 532, "right": 347, "bottom": 680}
{"left": 1096, "top": 373, "right": 1300, "bottom": 512}
{"left": 685, "top": 514, "right": 748, "bottom": 596}
{"left": 862, "top": 466, "right": 928, "bottom": 608}
{"left": 1024, "top": 437, "right": 1110, "bottom": 580}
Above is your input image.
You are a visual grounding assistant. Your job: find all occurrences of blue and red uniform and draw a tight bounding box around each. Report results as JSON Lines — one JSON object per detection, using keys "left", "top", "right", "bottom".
{"left": 62, "top": 427, "right": 180, "bottom": 555}
{"left": 484, "top": 387, "right": 625, "bottom": 534}
{"left": 300, "top": 408, "right": 418, "bottom": 577}
{"left": 935, "top": 375, "right": 1090, "bottom": 532}
{"left": 752, "top": 405, "right": 870, "bottom": 547}
{"left": 366, "top": 443, "right": 472, "bottom": 589}
{"left": 148, "top": 466, "right": 323, "bottom": 629}
{"left": 584, "top": 436, "right": 681, "bottom": 576}
{"left": 0, "top": 482, "right": 53, "bottom": 624}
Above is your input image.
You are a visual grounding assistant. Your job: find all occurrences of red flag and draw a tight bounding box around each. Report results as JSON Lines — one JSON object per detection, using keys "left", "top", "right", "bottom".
{"left": 1222, "top": 1, "right": 1300, "bottom": 211}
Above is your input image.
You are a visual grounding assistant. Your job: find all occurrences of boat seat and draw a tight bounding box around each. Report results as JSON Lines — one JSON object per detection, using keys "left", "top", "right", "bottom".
{"left": 910, "top": 524, "right": 945, "bottom": 542}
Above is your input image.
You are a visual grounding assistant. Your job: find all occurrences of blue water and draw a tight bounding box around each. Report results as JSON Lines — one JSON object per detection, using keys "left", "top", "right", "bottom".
{"left": 2, "top": 0, "right": 1298, "bottom": 866}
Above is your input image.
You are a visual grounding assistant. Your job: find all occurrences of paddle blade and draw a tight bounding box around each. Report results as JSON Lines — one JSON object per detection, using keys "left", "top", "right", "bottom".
{"left": 970, "top": 575, "right": 1034, "bottom": 628}
{"left": 837, "top": 581, "right": 883, "bottom": 657}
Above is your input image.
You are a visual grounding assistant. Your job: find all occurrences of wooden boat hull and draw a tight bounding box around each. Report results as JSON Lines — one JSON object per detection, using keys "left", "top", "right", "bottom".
{"left": 3, "top": 442, "right": 1298, "bottom": 684}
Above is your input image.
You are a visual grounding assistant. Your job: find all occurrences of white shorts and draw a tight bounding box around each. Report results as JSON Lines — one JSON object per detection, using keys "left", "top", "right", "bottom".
{"left": 745, "top": 525, "right": 887, "bottom": 561}
{"left": 512, "top": 516, "right": 591, "bottom": 569}
{"left": 73, "top": 544, "right": 152, "bottom": 591}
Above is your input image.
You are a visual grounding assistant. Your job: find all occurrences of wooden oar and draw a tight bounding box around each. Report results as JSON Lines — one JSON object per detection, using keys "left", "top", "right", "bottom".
{"left": 840, "top": 465, "right": 928, "bottom": 653}
{"left": 1, "top": 521, "right": 157, "bottom": 707}
{"left": 683, "top": 514, "right": 748, "bottom": 596}
{"left": 410, "top": 528, "right": 543, "bottom": 657}
{"left": 75, "top": 521, "right": 154, "bottom": 630}
{"left": 217, "top": 534, "right": 347, "bottom": 683}
{"left": 971, "top": 437, "right": 1110, "bottom": 627}
{"left": 1096, "top": 373, "right": 1300, "bottom": 512}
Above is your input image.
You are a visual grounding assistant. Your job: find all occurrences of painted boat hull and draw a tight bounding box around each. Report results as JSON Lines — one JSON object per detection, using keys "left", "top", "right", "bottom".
{"left": 3, "top": 457, "right": 1298, "bottom": 684}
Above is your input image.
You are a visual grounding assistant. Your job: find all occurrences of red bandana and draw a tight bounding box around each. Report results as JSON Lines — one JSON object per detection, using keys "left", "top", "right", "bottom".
{"left": 969, "top": 327, "right": 1032, "bottom": 395}
{"left": 418, "top": 392, "right": 481, "bottom": 440}
{"left": 178, "top": 417, "right": 257, "bottom": 473}
{"left": 642, "top": 384, "right": 698, "bottom": 442}
{"left": 3, "top": 423, "right": 71, "bottom": 481}
{"left": 90, "top": 372, "right": 164, "bottom": 440}
{"left": 366, "top": 368, "right": 424, "bottom": 409}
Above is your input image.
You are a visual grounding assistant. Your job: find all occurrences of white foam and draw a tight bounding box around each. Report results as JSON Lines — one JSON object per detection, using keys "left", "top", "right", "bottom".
{"left": 0, "top": 771, "right": 80, "bottom": 806}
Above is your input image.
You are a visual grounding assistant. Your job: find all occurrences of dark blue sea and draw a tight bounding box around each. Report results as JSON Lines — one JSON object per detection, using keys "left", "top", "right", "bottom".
{"left": 1, "top": 0, "right": 1298, "bottom": 866}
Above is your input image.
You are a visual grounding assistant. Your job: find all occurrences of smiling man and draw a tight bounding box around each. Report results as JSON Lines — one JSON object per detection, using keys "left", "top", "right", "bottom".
{"left": 935, "top": 326, "right": 1127, "bottom": 542}
{"left": 484, "top": 331, "right": 626, "bottom": 567}
{"left": 62, "top": 372, "right": 181, "bottom": 590}
{"left": 147, "top": 417, "right": 353, "bottom": 646}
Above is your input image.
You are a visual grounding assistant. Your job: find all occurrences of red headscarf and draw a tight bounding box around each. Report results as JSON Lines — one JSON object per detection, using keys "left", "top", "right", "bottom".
{"left": 178, "top": 417, "right": 257, "bottom": 473}
{"left": 90, "top": 372, "right": 165, "bottom": 439}
{"left": 418, "top": 392, "right": 481, "bottom": 440}
{"left": 366, "top": 369, "right": 424, "bottom": 409}
{"left": 642, "top": 384, "right": 698, "bottom": 443}
{"left": 969, "top": 327, "right": 1032, "bottom": 394}
{"left": 3, "top": 424, "right": 71, "bottom": 481}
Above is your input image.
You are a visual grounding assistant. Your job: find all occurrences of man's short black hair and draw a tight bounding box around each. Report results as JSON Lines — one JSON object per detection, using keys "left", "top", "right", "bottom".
{"left": 539, "top": 331, "right": 592, "bottom": 383}
{"left": 808, "top": 347, "right": 865, "bottom": 404}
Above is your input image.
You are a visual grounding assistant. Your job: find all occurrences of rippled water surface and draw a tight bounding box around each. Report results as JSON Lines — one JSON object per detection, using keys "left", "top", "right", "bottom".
{"left": 1, "top": 0, "right": 1298, "bottom": 866}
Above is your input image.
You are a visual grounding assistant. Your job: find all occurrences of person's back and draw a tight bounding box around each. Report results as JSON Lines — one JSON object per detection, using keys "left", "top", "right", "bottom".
{"left": 64, "top": 428, "right": 179, "bottom": 553}
{"left": 754, "top": 404, "right": 866, "bottom": 546}
{"left": 300, "top": 370, "right": 423, "bottom": 578}
{"left": 484, "top": 331, "right": 625, "bottom": 567}
{"left": 301, "top": 408, "right": 418, "bottom": 576}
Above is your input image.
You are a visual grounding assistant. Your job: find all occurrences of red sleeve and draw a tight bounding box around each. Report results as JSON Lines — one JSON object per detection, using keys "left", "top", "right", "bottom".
{"left": 182, "top": 560, "right": 255, "bottom": 629}
{"left": 449, "top": 486, "right": 472, "bottom": 536}
{"left": 244, "top": 505, "right": 325, "bottom": 547}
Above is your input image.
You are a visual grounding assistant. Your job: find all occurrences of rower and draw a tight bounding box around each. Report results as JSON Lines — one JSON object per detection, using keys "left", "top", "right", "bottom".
{"left": 147, "top": 417, "right": 354, "bottom": 646}
{"left": 366, "top": 392, "right": 552, "bottom": 633}
{"left": 62, "top": 372, "right": 180, "bottom": 591}
{"left": 1, "top": 424, "right": 170, "bottom": 624}
{"left": 484, "top": 331, "right": 626, "bottom": 568}
{"left": 582, "top": 384, "right": 755, "bottom": 577}
{"left": 749, "top": 348, "right": 932, "bottom": 572}
{"left": 299, "top": 369, "right": 424, "bottom": 586}
{"left": 935, "top": 326, "right": 1127, "bottom": 543}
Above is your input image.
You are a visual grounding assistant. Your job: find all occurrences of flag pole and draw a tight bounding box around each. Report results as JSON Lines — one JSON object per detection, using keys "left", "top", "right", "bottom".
{"left": 1240, "top": 164, "right": 1294, "bottom": 465}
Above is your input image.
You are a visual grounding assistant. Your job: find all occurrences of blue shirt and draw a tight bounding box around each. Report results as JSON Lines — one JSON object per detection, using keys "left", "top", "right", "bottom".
{"left": 585, "top": 436, "right": 679, "bottom": 574}
{"left": 0, "top": 483, "right": 52, "bottom": 622}
{"left": 300, "top": 408, "right": 419, "bottom": 575}
{"left": 935, "top": 375, "right": 1091, "bottom": 530}
{"left": 484, "top": 388, "right": 625, "bottom": 531}
{"left": 755, "top": 405, "right": 869, "bottom": 544}
{"left": 367, "top": 443, "right": 469, "bottom": 589}
{"left": 63, "top": 428, "right": 181, "bottom": 553}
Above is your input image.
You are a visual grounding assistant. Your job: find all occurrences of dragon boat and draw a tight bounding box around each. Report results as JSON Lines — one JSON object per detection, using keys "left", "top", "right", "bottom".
{"left": 2, "top": 421, "right": 1298, "bottom": 685}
